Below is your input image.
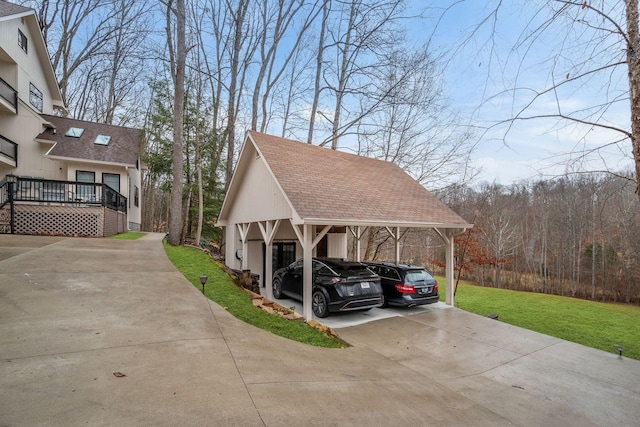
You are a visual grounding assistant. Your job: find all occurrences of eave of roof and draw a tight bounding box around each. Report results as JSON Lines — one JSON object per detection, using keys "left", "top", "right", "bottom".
{"left": 44, "top": 153, "right": 136, "bottom": 168}
{"left": 293, "top": 218, "right": 472, "bottom": 229}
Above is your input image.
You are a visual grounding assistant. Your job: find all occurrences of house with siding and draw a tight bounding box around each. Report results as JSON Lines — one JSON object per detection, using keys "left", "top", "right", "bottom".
{"left": 0, "top": 1, "right": 143, "bottom": 236}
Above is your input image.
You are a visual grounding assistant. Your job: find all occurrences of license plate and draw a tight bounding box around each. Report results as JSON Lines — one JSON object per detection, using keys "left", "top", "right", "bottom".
{"left": 360, "top": 282, "right": 370, "bottom": 289}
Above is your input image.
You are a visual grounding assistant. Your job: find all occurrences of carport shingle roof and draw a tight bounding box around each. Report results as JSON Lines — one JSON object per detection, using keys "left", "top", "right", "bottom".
{"left": 249, "top": 131, "right": 470, "bottom": 227}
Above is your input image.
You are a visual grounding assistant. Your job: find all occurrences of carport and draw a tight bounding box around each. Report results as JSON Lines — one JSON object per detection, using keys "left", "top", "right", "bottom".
{"left": 216, "top": 131, "right": 472, "bottom": 320}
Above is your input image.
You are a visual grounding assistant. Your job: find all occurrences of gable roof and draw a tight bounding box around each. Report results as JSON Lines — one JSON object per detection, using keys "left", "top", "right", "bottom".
{"left": 36, "top": 114, "right": 143, "bottom": 167}
{"left": 218, "top": 131, "right": 471, "bottom": 229}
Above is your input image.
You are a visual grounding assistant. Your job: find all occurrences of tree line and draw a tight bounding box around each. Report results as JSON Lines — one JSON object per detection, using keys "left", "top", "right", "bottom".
{"left": 438, "top": 172, "right": 640, "bottom": 304}
{"left": 17, "top": 0, "right": 640, "bottom": 305}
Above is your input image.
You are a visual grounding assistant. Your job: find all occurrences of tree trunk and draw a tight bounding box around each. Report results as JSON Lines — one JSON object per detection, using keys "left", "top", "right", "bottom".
{"left": 195, "top": 100, "right": 203, "bottom": 246}
{"left": 167, "top": 0, "right": 186, "bottom": 246}
{"left": 224, "top": 0, "right": 249, "bottom": 191}
{"left": 307, "top": 0, "right": 329, "bottom": 144}
{"left": 626, "top": 0, "right": 640, "bottom": 200}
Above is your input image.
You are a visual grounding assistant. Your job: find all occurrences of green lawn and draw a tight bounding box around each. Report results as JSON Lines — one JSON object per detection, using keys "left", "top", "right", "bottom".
{"left": 163, "top": 243, "right": 347, "bottom": 348}
{"left": 438, "top": 276, "right": 640, "bottom": 360}
{"left": 108, "top": 231, "right": 146, "bottom": 240}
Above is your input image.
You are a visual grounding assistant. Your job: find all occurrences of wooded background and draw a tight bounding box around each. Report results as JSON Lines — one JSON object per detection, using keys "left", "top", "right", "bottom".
{"left": 16, "top": 0, "right": 640, "bottom": 303}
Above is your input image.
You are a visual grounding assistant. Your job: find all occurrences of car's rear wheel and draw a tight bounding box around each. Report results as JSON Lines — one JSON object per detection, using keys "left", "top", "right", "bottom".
{"left": 312, "top": 290, "right": 329, "bottom": 318}
{"left": 272, "top": 277, "right": 282, "bottom": 299}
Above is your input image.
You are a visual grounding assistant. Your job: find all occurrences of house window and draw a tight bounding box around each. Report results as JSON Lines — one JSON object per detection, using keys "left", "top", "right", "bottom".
{"left": 134, "top": 185, "right": 139, "bottom": 207}
{"left": 103, "top": 173, "right": 120, "bottom": 192}
{"left": 18, "top": 30, "right": 27, "bottom": 53}
{"left": 94, "top": 134, "right": 111, "bottom": 146}
{"left": 29, "top": 83, "right": 43, "bottom": 112}
{"left": 66, "top": 127, "right": 84, "bottom": 137}
{"left": 76, "top": 171, "right": 95, "bottom": 201}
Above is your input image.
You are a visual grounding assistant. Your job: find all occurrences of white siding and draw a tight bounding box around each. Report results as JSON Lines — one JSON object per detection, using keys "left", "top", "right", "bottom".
{"left": 127, "top": 163, "right": 142, "bottom": 229}
{"left": 225, "top": 226, "right": 241, "bottom": 270}
{"left": 0, "top": 17, "right": 56, "bottom": 114}
{"left": 0, "top": 105, "right": 64, "bottom": 179}
{"left": 247, "top": 240, "right": 263, "bottom": 286}
{"left": 327, "top": 233, "right": 347, "bottom": 258}
{"left": 226, "top": 146, "right": 293, "bottom": 224}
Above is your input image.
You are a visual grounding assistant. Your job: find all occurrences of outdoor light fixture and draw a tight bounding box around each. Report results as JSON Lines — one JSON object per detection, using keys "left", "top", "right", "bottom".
{"left": 615, "top": 344, "right": 624, "bottom": 357}
{"left": 200, "top": 274, "right": 208, "bottom": 294}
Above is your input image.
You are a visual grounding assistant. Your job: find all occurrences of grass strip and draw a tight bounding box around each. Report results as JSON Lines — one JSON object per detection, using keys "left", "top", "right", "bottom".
{"left": 164, "top": 243, "right": 347, "bottom": 348}
{"left": 108, "top": 231, "right": 146, "bottom": 240}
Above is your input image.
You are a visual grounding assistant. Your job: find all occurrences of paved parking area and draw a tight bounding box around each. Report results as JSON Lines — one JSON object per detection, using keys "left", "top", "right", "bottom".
{"left": 273, "top": 294, "right": 448, "bottom": 328}
{"left": 1, "top": 234, "right": 639, "bottom": 426}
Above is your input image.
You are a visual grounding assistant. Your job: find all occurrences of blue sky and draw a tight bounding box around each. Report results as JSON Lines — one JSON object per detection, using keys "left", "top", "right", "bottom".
{"left": 415, "top": 0, "right": 634, "bottom": 185}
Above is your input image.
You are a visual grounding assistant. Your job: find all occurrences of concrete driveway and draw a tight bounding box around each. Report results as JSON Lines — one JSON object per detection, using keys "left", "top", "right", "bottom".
{"left": 1, "top": 233, "right": 638, "bottom": 426}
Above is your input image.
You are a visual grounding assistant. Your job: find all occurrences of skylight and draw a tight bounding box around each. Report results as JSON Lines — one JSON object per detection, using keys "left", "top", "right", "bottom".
{"left": 65, "top": 127, "right": 84, "bottom": 138}
{"left": 94, "top": 135, "right": 111, "bottom": 146}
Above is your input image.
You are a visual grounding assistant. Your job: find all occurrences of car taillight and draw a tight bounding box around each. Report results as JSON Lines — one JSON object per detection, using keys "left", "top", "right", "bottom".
{"left": 395, "top": 283, "right": 415, "bottom": 293}
{"left": 434, "top": 281, "right": 438, "bottom": 292}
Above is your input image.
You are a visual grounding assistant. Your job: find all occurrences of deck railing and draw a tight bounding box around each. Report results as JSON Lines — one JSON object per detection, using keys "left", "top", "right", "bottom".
{"left": 0, "top": 175, "right": 127, "bottom": 213}
{"left": 0, "top": 135, "right": 18, "bottom": 163}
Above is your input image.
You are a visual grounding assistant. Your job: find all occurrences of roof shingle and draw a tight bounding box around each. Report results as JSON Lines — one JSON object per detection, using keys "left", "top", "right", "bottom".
{"left": 248, "top": 131, "right": 470, "bottom": 227}
{"left": 0, "top": 1, "right": 32, "bottom": 18}
{"left": 37, "top": 115, "right": 143, "bottom": 166}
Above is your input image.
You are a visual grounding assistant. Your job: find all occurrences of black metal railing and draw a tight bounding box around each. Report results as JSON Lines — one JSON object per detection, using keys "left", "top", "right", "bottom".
{"left": 0, "top": 76, "right": 18, "bottom": 110}
{"left": 0, "top": 175, "right": 127, "bottom": 213}
{"left": 0, "top": 134, "right": 18, "bottom": 163}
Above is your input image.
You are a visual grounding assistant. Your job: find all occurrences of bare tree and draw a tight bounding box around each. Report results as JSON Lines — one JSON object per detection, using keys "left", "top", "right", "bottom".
{"left": 321, "top": 0, "right": 406, "bottom": 149}
{"left": 447, "top": 1, "right": 640, "bottom": 199}
{"left": 21, "top": 0, "right": 152, "bottom": 123}
{"left": 72, "top": 0, "right": 151, "bottom": 124}
{"left": 223, "top": 0, "right": 252, "bottom": 191}
{"left": 250, "top": 0, "right": 319, "bottom": 132}
{"left": 166, "top": 0, "right": 187, "bottom": 246}
{"left": 356, "top": 47, "right": 475, "bottom": 188}
{"left": 45, "top": 0, "right": 120, "bottom": 108}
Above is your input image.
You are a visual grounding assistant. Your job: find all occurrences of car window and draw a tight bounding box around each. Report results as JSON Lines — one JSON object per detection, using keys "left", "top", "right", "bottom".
{"left": 332, "top": 264, "right": 373, "bottom": 277}
{"left": 318, "top": 266, "right": 332, "bottom": 275}
{"left": 386, "top": 267, "right": 401, "bottom": 281}
{"left": 313, "top": 261, "right": 332, "bottom": 276}
{"left": 405, "top": 269, "right": 434, "bottom": 283}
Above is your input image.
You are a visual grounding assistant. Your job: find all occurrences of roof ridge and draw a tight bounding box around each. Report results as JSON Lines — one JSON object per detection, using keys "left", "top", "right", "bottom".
{"left": 248, "top": 130, "right": 399, "bottom": 169}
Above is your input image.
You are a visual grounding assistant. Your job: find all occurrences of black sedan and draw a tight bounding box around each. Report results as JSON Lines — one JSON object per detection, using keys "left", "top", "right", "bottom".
{"left": 272, "top": 258, "right": 383, "bottom": 318}
{"left": 365, "top": 261, "right": 439, "bottom": 308}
